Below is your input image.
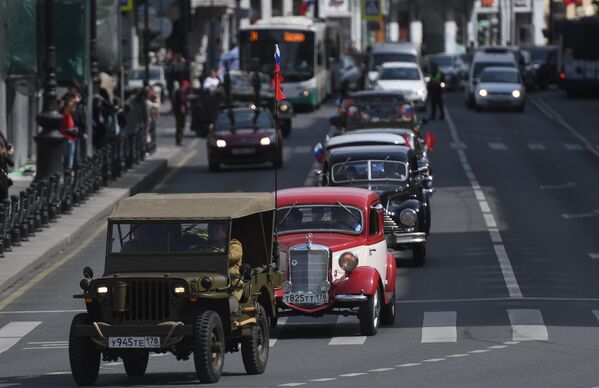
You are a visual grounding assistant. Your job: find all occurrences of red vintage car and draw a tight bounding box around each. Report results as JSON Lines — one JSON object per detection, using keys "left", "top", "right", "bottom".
{"left": 275, "top": 187, "right": 396, "bottom": 336}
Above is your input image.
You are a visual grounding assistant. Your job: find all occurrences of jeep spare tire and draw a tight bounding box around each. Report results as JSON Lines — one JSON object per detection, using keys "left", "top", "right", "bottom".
{"left": 69, "top": 313, "right": 101, "bottom": 386}
{"left": 193, "top": 310, "right": 225, "bottom": 383}
{"left": 241, "top": 304, "right": 269, "bottom": 375}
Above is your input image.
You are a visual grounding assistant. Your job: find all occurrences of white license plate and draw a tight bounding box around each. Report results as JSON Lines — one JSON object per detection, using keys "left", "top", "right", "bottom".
{"left": 283, "top": 292, "right": 328, "bottom": 305}
{"left": 231, "top": 147, "right": 256, "bottom": 155}
{"left": 108, "top": 336, "right": 160, "bottom": 348}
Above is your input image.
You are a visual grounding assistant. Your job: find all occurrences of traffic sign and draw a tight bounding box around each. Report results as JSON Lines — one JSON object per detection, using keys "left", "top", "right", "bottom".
{"left": 120, "top": 0, "right": 133, "bottom": 12}
{"left": 362, "top": 0, "right": 382, "bottom": 21}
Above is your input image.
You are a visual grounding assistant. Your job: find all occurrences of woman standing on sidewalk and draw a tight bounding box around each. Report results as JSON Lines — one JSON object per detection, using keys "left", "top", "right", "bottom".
{"left": 0, "top": 137, "right": 14, "bottom": 201}
{"left": 59, "top": 95, "right": 79, "bottom": 171}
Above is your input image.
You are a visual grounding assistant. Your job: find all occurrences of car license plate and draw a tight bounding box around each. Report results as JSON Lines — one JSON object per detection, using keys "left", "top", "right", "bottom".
{"left": 283, "top": 292, "right": 328, "bottom": 305}
{"left": 108, "top": 336, "right": 160, "bottom": 348}
{"left": 231, "top": 147, "right": 255, "bottom": 155}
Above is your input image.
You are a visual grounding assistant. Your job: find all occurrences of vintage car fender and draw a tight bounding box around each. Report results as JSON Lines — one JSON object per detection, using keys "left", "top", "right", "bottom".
{"left": 388, "top": 198, "right": 426, "bottom": 230}
{"left": 384, "top": 252, "right": 396, "bottom": 303}
{"left": 332, "top": 266, "right": 381, "bottom": 298}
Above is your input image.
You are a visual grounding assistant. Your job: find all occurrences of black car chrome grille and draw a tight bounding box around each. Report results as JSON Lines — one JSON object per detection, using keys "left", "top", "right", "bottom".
{"left": 289, "top": 248, "right": 328, "bottom": 292}
{"left": 112, "top": 280, "right": 171, "bottom": 322}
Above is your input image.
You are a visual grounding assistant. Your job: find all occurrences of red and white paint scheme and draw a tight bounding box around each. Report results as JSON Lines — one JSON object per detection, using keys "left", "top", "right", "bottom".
{"left": 275, "top": 187, "right": 396, "bottom": 336}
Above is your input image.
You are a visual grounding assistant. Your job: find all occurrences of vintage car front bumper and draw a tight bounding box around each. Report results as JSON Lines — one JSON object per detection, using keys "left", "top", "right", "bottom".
{"left": 334, "top": 294, "right": 368, "bottom": 303}
{"left": 73, "top": 322, "right": 194, "bottom": 348}
{"left": 392, "top": 231, "right": 427, "bottom": 244}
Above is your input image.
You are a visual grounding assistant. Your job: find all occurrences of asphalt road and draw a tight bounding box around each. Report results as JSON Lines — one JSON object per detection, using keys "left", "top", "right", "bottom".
{"left": 1, "top": 89, "right": 599, "bottom": 387}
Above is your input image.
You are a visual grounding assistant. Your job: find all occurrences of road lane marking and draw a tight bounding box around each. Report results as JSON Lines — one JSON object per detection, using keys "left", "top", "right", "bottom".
{"left": 368, "top": 368, "right": 395, "bottom": 372}
{"left": 397, "top": 296, "right": 599, "bottom": 303}
{"left": 293, "top": 145, "right": 313, "bottom": 154}
{"left": 46, "top": 372, "right": 70, "bottom": 375}
{"left": 422, "top": 358, "right": 445, "bottom": 362}
{"left": 397, "top": 363, "right": 421, "bottom": 367}
{"left": 564, "top": 143, "right": 583, "bottom": 151}
{"left": 0, "top": 321, "right": 41, "bottom": 354}
{"left": 592, "top": 311, "right": 599, "bottom": 321}
{"left": 329, "top": 336, "right": 367, "bottom": 345}
{"left": 562, "top": 210, "right": 599, "bottom": 219}
{"left": 0, "top": 309, "right": 86, "bottom": 315}
{"left": 540, "top": 182, "right": 576, "bottom": 190}
{"left": 339, "top": 373, "right": 367, "bottom": 377}
{"left": 279, "top": 384, "right": 306, "bottom": 387}
{"left": 527, "top": 143, "right": 546, "bottom": 151}
{"left": 589, "top": 254, "right": 599, "bottom": 260}
{"left": 488, "top": 228, "right": 502, "bottom": 243}
{"left": 446, "top": 354, "right": 469, "bottom": 358}
{"left": 488, "top": 142, "right": 507, "bottom": 150}
{"left": 508, "top": 309, "right": 548, "bottom": 341}
{"left": 488, "top": 345, "right": 508, "bottom": 349}
{"left": 446, "top": 107, "right": 523, "bottom": 299}
{"left": 309, "top": 378, "right": 337, "bottom": 382}
{"left": 23, "top": 346, "right": 68, "bottom": 350}
{"left": 421, "top": 311, "right": 457, "bottom": 343}
{"left": 269, "top": 339, "right": 277, "bottom": 347}
{"left": 479, "top": 200, "right": 491, "bottom": 213}
{"left": 469, "top": 349, "right": 490, "bottom": 353}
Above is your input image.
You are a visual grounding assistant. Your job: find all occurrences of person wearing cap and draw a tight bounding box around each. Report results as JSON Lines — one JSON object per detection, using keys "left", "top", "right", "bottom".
{"left": 173, "top": 80, "right": 190, "bottom": 146}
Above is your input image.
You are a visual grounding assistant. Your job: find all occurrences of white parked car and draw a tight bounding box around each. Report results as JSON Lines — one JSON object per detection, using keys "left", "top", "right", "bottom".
{"left": 474, "top": 67, "right": 526, "bottom": 112}
{"left": 126, "top": 66, "right": 168, "bottom": 101}
{"left": 374, "top": 62, "right": 427, "bottom": 111}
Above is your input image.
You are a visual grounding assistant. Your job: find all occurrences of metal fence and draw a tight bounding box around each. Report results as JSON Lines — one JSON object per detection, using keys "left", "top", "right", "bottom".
{"left": 0, "top": 129, "right": 153, "bottom": 257}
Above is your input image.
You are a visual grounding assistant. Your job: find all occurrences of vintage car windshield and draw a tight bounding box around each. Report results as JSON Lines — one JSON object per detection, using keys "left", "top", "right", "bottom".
{"left": 214, "top": 110, "right": 274, "bottom": 131}
{"left": 110, "top": 221, "right": 229, "bottom": 254}
{"left": 345, "top": 102, "right": 415, "bottom": 123}
{"left": 332, "top": 160, "right": 408, "bottom": 183}
{"left": 277, "top": 205, "right": 363, "bottom": 234}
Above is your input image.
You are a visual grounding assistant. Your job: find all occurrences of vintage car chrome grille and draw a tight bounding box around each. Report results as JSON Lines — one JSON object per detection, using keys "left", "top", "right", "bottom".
{"left": 113, "top": 280, "right": 171, "bottom": 322}
{"left": 288, "top": 246, "right": 329, "bottom": 292}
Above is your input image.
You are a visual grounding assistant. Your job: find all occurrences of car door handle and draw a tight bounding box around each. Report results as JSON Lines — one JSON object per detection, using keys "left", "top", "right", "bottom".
{"left": 369, "top": 248, "right": 376, "bottom": 255}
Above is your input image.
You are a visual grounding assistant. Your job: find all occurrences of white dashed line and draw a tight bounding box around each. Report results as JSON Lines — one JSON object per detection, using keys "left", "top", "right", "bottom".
{"left": 527, "top": 143, "right": 546, "bottom": 150}
{"left": 421, "top": 311, "right": 457, "bottom": 343}
{"left": 339, "top": 373, "right": 367, "bottom": 377}
{"left": 508, "top": 309, "right": 548, "bottom": 341}
{"left": 397, "top": 363, "right": 422, "bottom": 367}
{"left": 588, "top": 253, "right": 599, "bottom": 260}
{"left": 503, "top": 341, "right": 520, "bottom": 345}
{"left": 564, "top": 143, "right": 583, "bottom": 151}
{"left": 46, "top": 372, "right": 70, "bottom": 375}
{"left": 446, "top": 353, "right": 470, "bottom": 358}
{"left": 488, "top": 142, "right": 507, "bottom": 150}
{"left": 469, "top": 349, "right": 490, "bottom": 354}
{"left": 488, "top": 345, "right": 508, "bottom": 349}
{"left": 103, "top": 362, "right": 123, "bottom": 366}
{"left": 309, "top": 378, "right": 337, "bottom": 382}
{"left": 493, "top": 245, "right": 523, "bottom": 298}
{"left": 479, "top": 200, "right": 491, "bottom": 213}
{"left": 593, "top": 311, "right": 599, "bottom": 321}
{"left": 540, "top": 182, "right": 576, "bottom": 190}
{"left": 488, "top": 228, "right": 503, "bottom": 243}
{"left": 328, "top": 336, "right": 367, "bottom": 345}
{"left": 422, "top": 358, "right": 446, "bottom": 362}
{"left": 483, "top": 213, "right": 497, "bottom": 228}
{"left": 562, "top": 210, "right": 599, "bottom": 219}
{"left": 368, "top": 368, "right": 395, "bottom": 372}
{"left": 269, "top": 339, "right": 277, "bottom": 347}
{"left": 280, "top": 383, "right": 306, "bottom": 387}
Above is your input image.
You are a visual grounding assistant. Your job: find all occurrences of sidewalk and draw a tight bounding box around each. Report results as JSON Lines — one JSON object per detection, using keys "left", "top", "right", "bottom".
{"left": 0, "top": 110, "right": 199, "bottom": 294}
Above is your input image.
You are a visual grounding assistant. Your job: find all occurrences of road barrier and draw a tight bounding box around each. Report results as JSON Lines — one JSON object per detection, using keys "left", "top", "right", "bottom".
{"left": 0, "top": 129, "right": 153, "bottom": 258}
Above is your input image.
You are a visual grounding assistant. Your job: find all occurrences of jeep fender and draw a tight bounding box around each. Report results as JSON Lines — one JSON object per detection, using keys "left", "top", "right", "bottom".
{"left": 333, "top": 266, "right": 381, "bottom": 297}
{"left": 384, "top": 252, "right": 397, "bottom": 304}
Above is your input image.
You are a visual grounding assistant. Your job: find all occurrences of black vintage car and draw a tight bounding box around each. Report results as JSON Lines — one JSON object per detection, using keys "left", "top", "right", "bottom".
{"left": 319, "top": 145, "right": 430, "bottom": 266}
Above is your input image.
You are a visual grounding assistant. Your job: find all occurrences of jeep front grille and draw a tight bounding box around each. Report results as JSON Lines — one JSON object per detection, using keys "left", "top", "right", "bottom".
{"left": 288, "top": 247, "right": 329, "bottom": 292}
{"left": 113, "top": 280, "right": 171, "bottom": 322}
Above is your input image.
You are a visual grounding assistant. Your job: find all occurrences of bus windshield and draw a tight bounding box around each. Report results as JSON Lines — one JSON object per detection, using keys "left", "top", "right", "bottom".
{"left": 240, "top": 29, "right": 315, "bottom": 81}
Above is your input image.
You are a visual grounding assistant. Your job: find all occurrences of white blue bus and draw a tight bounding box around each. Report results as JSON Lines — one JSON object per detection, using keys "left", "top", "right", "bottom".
{"left": 558, "top": 16, "right": 599, "bottom": 96}
{"left": 239, "top": 16, "right": 340, "bottom": 110}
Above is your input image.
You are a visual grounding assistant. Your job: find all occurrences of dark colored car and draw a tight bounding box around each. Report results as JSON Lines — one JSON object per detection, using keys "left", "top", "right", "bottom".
{"left": 207, "top": 107, "right": 283, "bottom": 171}
{"left": 423, "top": 53, "right": 467, "bottom": 90}
{"left": 525, "top": 45, "right": 559, "bottom": 89}
{"left": 320, "top": 145, "right": 431, "bottom": 266}
{"left": 69, "top": 193, "right": 283, "bottom": 385}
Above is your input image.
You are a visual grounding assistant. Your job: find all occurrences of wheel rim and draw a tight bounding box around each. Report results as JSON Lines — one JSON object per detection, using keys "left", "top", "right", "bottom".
{"left": 373, "top": 290, "right": 380, "bottom": 328}
{"left": 209, "top": 327, "right": 224, "bottom": 370}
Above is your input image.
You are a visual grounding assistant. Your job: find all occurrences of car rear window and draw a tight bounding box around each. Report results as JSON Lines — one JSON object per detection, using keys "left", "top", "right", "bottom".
{"left": 379, "top": 67, "right": 421, "bottom": 80}
{"left": 214, "top": 110, "right": 274, "bottom": 131}
{"left": 473, "top": 62, "right": 515, "bottom": 78}
{"left": 480, "top": 70, "right": 520, "bottom": 83}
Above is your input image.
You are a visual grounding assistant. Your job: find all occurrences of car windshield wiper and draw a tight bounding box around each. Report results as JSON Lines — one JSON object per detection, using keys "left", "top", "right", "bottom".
{"left": 277, "top": 202, "right": 298, "bottom": 226}
{"left": 336, "top": 201, "right": 360, "bottom": 222}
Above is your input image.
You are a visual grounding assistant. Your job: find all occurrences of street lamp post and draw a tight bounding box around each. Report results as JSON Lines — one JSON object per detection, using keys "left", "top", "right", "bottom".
{"left": 34, "top": 0, "right": 65, "bottom": 183}
{"left": 144, "top": 0, "right": 150, "bottom": 86}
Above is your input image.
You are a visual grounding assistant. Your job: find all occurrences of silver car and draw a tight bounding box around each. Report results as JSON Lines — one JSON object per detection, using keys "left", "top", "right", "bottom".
{"left": 474, "top": 67, "right": 525, "bottom": 112}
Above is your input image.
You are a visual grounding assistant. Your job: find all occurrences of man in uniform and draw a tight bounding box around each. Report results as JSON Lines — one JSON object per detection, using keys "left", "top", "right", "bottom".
{"left": 427, "top": 62, "right": 445, "bottom": 120}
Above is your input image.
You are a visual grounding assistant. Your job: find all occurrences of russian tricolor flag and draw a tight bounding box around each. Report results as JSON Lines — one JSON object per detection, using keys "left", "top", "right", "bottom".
{"left": 274, "top": 44, "right": 286, "bottom": 101}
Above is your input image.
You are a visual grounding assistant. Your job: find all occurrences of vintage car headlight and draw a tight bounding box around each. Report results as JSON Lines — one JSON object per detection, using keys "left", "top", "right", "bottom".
{"left": 399, "top": 208, "right": 417, "bottom": 226}
{"left": 338, "top": 252, "right": 359, "bottom": 273}
{"left": 282, "top": 280, "right": 293, "bottom": 293}
{"left": 512, "top": 90, "right": 521, "bottom": 98}
{"left": 200, "top": 277, "right": 212, "bottom": 290}
{"left": 478, "top": 89, "right": 488, "bottom": 97}
{"left": 260, "top": 137, "right": 271, "bottom": 146}
{"left": 216, "top": 139, "right": 227, "bottom": 148}
{"left": 172, "top": 285, "right": 186, "bottom": 295}
{"left": 320, "top": 280, "right": 331, "bottom": 292}
{"left": 302, "top": 89, "right": 309, "bottom": 97}
{"left": 279, "top": 103, "right": 289, "bottom": 112}
{"left": 96, "top": 285, "right": 108, "bottom": 295}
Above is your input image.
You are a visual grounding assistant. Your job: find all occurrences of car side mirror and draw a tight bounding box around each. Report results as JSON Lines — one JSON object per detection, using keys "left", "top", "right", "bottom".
{"left": 83, "top": 266, "right": 94, "bottom": 279}
{"left": 371, "top": 203, "right": 384, "bottom": 214}
{"left": 240, "top": 263, "right": 252, "bottom": 280}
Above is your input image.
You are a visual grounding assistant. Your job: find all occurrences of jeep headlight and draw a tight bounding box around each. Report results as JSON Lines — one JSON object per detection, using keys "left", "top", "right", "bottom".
{"left": 96, "top": 285, "right": 108, "bottom": 295}
{"left": 399, "top": 208, "right": 417, "bottom": 226}
{"left": 339, "top": 252, "right": 358, "bottom": 273}
{"left": 279, "top": 103, "right": 289, "bottom": 112}
{"left": 216, "top": 139, "right": 227, "bottom": 148}
{"left": 172, "top": 284, "right": 186, "bottom": 295}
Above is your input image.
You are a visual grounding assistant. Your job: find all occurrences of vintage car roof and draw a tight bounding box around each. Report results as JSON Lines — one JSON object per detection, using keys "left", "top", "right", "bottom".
{"left": 327, "top": 145, "right": 411, "bottom": 164}
{"left": 326, "top": 132, "right": 408, "bottom": 150}
{"left": 276, "top": 187, "right": 379, "bottom": 208}
{"left": 349, "top": 90, "right": 405, "bottom": 100}
{"left": 108, "top": 193, "right": 275, "bottom": 221}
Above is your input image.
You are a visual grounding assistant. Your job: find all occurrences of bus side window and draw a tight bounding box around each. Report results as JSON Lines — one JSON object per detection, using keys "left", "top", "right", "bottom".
{"left": 318, "top": 42, "right": 323, "bottom": 66}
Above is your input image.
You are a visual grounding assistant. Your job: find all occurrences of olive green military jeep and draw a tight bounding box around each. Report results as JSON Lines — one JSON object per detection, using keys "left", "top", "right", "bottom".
{"left": 69, "top": 193, "right": 282, "bottom": 385}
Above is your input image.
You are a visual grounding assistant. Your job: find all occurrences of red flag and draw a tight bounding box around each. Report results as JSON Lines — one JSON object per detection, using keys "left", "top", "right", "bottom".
{"left": 425, "top": 131, "right": 437, "bottom": 151}
{"left": 274, "top": 44, "right": 286, "bottom": 102}
{"left": 402, "top": 133, "right": 411, "bottom": 149}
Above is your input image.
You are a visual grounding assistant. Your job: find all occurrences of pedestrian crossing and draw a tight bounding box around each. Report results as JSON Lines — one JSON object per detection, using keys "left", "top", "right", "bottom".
{"left": 2, "top": 307, "right": 599, "bottom": 353}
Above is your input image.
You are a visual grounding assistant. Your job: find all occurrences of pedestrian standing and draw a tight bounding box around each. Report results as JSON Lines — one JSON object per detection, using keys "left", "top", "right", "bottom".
{"left": 202, "top": 69, "right": 220, "bottom": 94}
{"left": 146, "top": 88, "right": 161, "bottom": 152}
{"left": 173, "top": 80, "right": 190, "bottom": 146}
{"left": 427, "top": 62, "right": 445, "bottom": 120}
{"left": 125, "top": 88, "right": 149, "bottom": 164}
{"left": 0, "top": 137, "right": 14, "bottom": 201}
{"left": 59, "top": 95, "right": 79, "bottom": 171}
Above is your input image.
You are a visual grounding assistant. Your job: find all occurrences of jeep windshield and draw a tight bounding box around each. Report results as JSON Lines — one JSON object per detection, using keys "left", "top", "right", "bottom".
{"left": 331, "top": 160, "right": 408, "bottom": 183}
{"left": 110, "top": 221, "right": 229, "bottom": 254}
{"left": 277, "top": 205, "right": 363, "bottom": 234}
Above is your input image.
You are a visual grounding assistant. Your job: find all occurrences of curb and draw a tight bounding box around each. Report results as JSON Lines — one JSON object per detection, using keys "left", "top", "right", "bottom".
{"left": 0, "top": 145, "right": 189, "bottom": 296}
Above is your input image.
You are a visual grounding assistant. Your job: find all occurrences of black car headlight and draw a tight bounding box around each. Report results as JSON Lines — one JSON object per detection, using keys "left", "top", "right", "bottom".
{"left": 279, "top": 102, "right": 290, "bottom": 112}
{"left": 399, "top": 209, "right": 417, "bottom": 226}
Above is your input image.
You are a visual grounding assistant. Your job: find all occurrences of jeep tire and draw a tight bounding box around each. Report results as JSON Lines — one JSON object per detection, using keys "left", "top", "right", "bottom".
{"left": 69, "top": 313, "right": 100, "bottom": 386}
{"left": 241, "top": 304, "right": 269, "bottom": 374}
{"left": 193, "top": 310, "right": 225, "bottom": 383}
{"left": 413, "top": 243, "right": 426, "bottom": 267}
{"left": 123, "top": 350, "right": 149, "bottom": 377}
{"left": 359, "top": 288, "right": 380, "bottom": 336}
